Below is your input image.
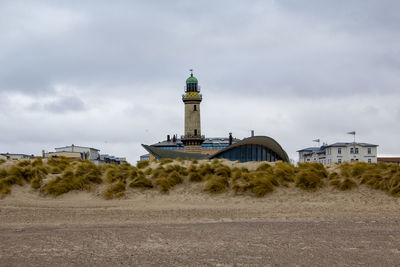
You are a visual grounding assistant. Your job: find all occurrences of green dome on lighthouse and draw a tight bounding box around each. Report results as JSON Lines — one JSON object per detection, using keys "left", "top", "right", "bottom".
{"left": 186, "top": 75, "right": 198, "bottom": 83}
{"left": 186, "top": 70, "right": 198, "bottom": 83}
{"left": 185, "top": 70, "right": 199, "bottom": 92}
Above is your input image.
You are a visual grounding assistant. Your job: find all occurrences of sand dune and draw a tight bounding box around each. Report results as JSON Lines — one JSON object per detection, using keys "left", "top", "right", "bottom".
{"left": 1, "top": 160, "right": 400, "bottom": 265}
{"left": 1, "top": 181, "right": 399, "bottom": 227}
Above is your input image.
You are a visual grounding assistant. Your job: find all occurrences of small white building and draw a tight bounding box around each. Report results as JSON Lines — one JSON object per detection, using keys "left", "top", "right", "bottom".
{"left": 0, "top": 153, "right": 33, "bottom": 161}
{"left": 44, "top": 144, "right": 127, "bottom": 165}
{"left": 54, "top": 144, "right": 100, "bottom": 161}
{"left": 298, "top": 142, "right": 378, "bottom": 165}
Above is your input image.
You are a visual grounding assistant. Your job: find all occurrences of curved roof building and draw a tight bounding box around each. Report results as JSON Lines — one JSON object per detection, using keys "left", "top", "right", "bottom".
{"left": 209, "top": 136, "right": 289, "bottom": 162}
{"left": 142, "top": 136, "right": 289, "bottom": 163}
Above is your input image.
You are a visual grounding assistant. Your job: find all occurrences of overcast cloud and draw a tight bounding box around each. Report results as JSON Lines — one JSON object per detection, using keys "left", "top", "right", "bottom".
{"left": 0, "top": 0, "right": 399, "bottom": 162}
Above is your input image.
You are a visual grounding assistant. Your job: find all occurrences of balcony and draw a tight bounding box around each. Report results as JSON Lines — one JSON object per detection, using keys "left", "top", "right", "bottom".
{"left": 181, "top": 134, "right": 205, "bottom": 140}
{"left": 182, "top": 94, "right": 202, "bottom": 100}
{"left": 184, "top": 85, "right": 201, "bottom": 92}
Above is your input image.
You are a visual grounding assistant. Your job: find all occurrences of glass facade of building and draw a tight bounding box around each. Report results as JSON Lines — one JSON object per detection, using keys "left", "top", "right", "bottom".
{"left": 202, "top": 143, "right": 230, "bottom": 150}
{"left": 156, "top": 138, "right": 234, "bottom": 151}
{"left": 214, "top": 144, "right": 282, "bottom": 162}
{"left": 160, "top": 145, "right": 184, "bottom": 150}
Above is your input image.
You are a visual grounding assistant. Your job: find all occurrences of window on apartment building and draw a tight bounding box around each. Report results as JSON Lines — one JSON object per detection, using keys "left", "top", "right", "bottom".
{"left": 368, "top": 148, "right": 371, "bottom": 154}
{"left": 338, "top": 148, "right": 341, "bottom": 154}
{"left": 194, "top": 129, "right": 198, "bottom": 135}
{"left": 355, "top": 148, "right": 359, "bottom": 154}
{"left": 368, "top": 159, "right": 371, "bottom": 163}
{"left": 350, "top": 148, "right": 354, "bottom": 154}
{"left": 338, "top": 159, "right": 342, "bottom": 163}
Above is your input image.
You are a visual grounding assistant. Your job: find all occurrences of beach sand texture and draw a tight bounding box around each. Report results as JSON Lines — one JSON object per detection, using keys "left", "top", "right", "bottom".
{"left": 1, "top": 179, "right": 400, "bottom": 266}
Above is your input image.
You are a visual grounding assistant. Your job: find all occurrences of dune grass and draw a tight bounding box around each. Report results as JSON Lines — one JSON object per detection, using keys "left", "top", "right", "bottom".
{"left": 189, "top": 172, "right": 202, "bottom": 182}
{"left": 156, "top": 170, "right": 184, "bottom": 193}
{"left": 1, "top": 158, "right": 400, "bottom": 198}
{"left": 204, "top": 175, "right": 229, "bottom": 193}
{"left": 274, "top": 162, "right": 295, "bottom": 186}
{"left": 0, "top": 159, "right": 6, "bottom": 165}
{"left": 42, "top": 161, "right": 103, "bottom": 196}
{"left": 104, "top": 180, "right": 126, "bottom": 199}
{"left": 295, "top": 163, "right": 326, "bottom": 191}
{"left": 47, "top": 157, "right": 75, "bottom": 171}
{"left": 136, "top": 160, "right": 149, "bottom": 169}
{"left": 159, "top": 158, "right": 173, "bottom": 165}
{"left": 338, "top": 162, "right": 400, "bottom": 195}
{"left": 0, "top": 180, "right": 10, "bottom": 195}
{"left": 251, "top": 176, "right": 275, "bottom": 197}
{"left": 30, "top": 166, "right": 49, "bottom": 190}
{"left": 129, "top": 173, "right": 153, "bottom": 189}
{"left": 328, "top": 171, "right": 358, "bottom": 191}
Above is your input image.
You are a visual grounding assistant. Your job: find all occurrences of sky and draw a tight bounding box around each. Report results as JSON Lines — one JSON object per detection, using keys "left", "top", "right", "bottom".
{"left": 1, "top": 0, "right": 399, "bottom": 163}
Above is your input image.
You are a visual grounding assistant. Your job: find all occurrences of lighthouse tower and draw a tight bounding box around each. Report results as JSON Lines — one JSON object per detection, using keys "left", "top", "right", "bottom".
{"left": 181, "top": 70, "right": 205, "bottom": 153}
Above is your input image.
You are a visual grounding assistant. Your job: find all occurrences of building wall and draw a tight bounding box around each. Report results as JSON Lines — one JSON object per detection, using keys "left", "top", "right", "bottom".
{"left": 325, "top": 146, "right": 345, "bottom": 164}
{"left": 300, "top": 145, "right": 377, "bottom": 165}
{"left": 1, "top": 154, "right": 31, "bottom": 160}
{"left": 184, "top": 100, "right": 201, "bottom": 137}
{"left": 326, "top": 145, "right": 377, "bottom": 164}
{"left": 183, "top": 145, "right": 202, "bottom": 154}
{"left": 55, "top": 146, "right": 99, "bottom": 160}
{"left": 378, "top": 157, "right": 400, "bottom": 164}
{"left": 44, "top": 152, "right": 82, "bottom": 159}
{"left": 299, "top": 152, "right": 306, "bottom": 163}
{"left": 302, "top": 152, "right": 323, "bottom": 163}
{"left": 201, "top": 149, "right": 220, "bottom": 155}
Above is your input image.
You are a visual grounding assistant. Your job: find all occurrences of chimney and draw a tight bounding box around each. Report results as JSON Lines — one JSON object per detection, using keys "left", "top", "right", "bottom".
{"left": 167, "top": 135, "right": 171, "bottom": 142}
{"left": 229, "top": 132, "right": 233, "bottom": 146}
{"left": 42, "top": 150, "right": 45, "bottom": 158}
{"left": 251, "top": 130, "right": 254, "bottom": 137}
{"left": 72, "top": 144, "right": 74, "bottom": 152}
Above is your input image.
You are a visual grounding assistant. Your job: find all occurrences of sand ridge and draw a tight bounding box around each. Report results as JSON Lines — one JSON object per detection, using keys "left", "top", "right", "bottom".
{"left": 1, "top": 182, "right": 399, "bottom": 227}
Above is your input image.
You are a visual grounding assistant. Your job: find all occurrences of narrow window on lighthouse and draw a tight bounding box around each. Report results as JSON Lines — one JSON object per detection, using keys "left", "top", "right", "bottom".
{"left": 193, "top": 105, "right": 197, "bottom": 111}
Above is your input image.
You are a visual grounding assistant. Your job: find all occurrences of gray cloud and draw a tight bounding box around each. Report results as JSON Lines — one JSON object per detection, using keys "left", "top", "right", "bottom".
{"left": 42, "top": 96, "right": 86, "bottom": 113}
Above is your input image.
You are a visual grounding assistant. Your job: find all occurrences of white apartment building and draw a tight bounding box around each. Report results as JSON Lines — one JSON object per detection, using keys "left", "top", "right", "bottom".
{"left": 298, "top": 142, "right": 378, "bottom": 165}
{"left": 0, "top": 153, "right": 33, "bottom": 161}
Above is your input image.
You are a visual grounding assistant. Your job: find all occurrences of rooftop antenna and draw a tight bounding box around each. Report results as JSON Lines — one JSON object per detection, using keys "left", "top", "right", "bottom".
{"left": 312, "top": 138, "right": 320, "bottom": 147}
{"left": 347, "top": 131, "right": 356, "bottom": 143}
{"left": 189, "top": 69, "right": 193, "bottom": 77}
{"left": 347, "top": 131, "right": 356, "bottom": 155}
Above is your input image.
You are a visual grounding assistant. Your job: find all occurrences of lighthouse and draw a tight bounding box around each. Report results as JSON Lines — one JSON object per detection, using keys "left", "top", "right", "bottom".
{"left": 181, "top": 70, "right": 205, "bottom": 153}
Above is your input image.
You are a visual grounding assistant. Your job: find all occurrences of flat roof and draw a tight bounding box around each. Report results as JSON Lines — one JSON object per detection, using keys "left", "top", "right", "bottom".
{"left": 0, "top": 153, "right": 33, "bottom": 156}
{"left": 54, "top": 145, "right": 100, "bottom": 151}
{"left": 298, "top": 142, "right": 378, "bottom": 152}
{"left": 152, "top": 137, "right": 240, "bottom": 147}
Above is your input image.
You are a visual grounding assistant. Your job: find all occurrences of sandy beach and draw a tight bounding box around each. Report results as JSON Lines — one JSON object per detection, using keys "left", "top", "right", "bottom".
{"left": 1, "top": 183, "right": 400, "bottom": 266}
